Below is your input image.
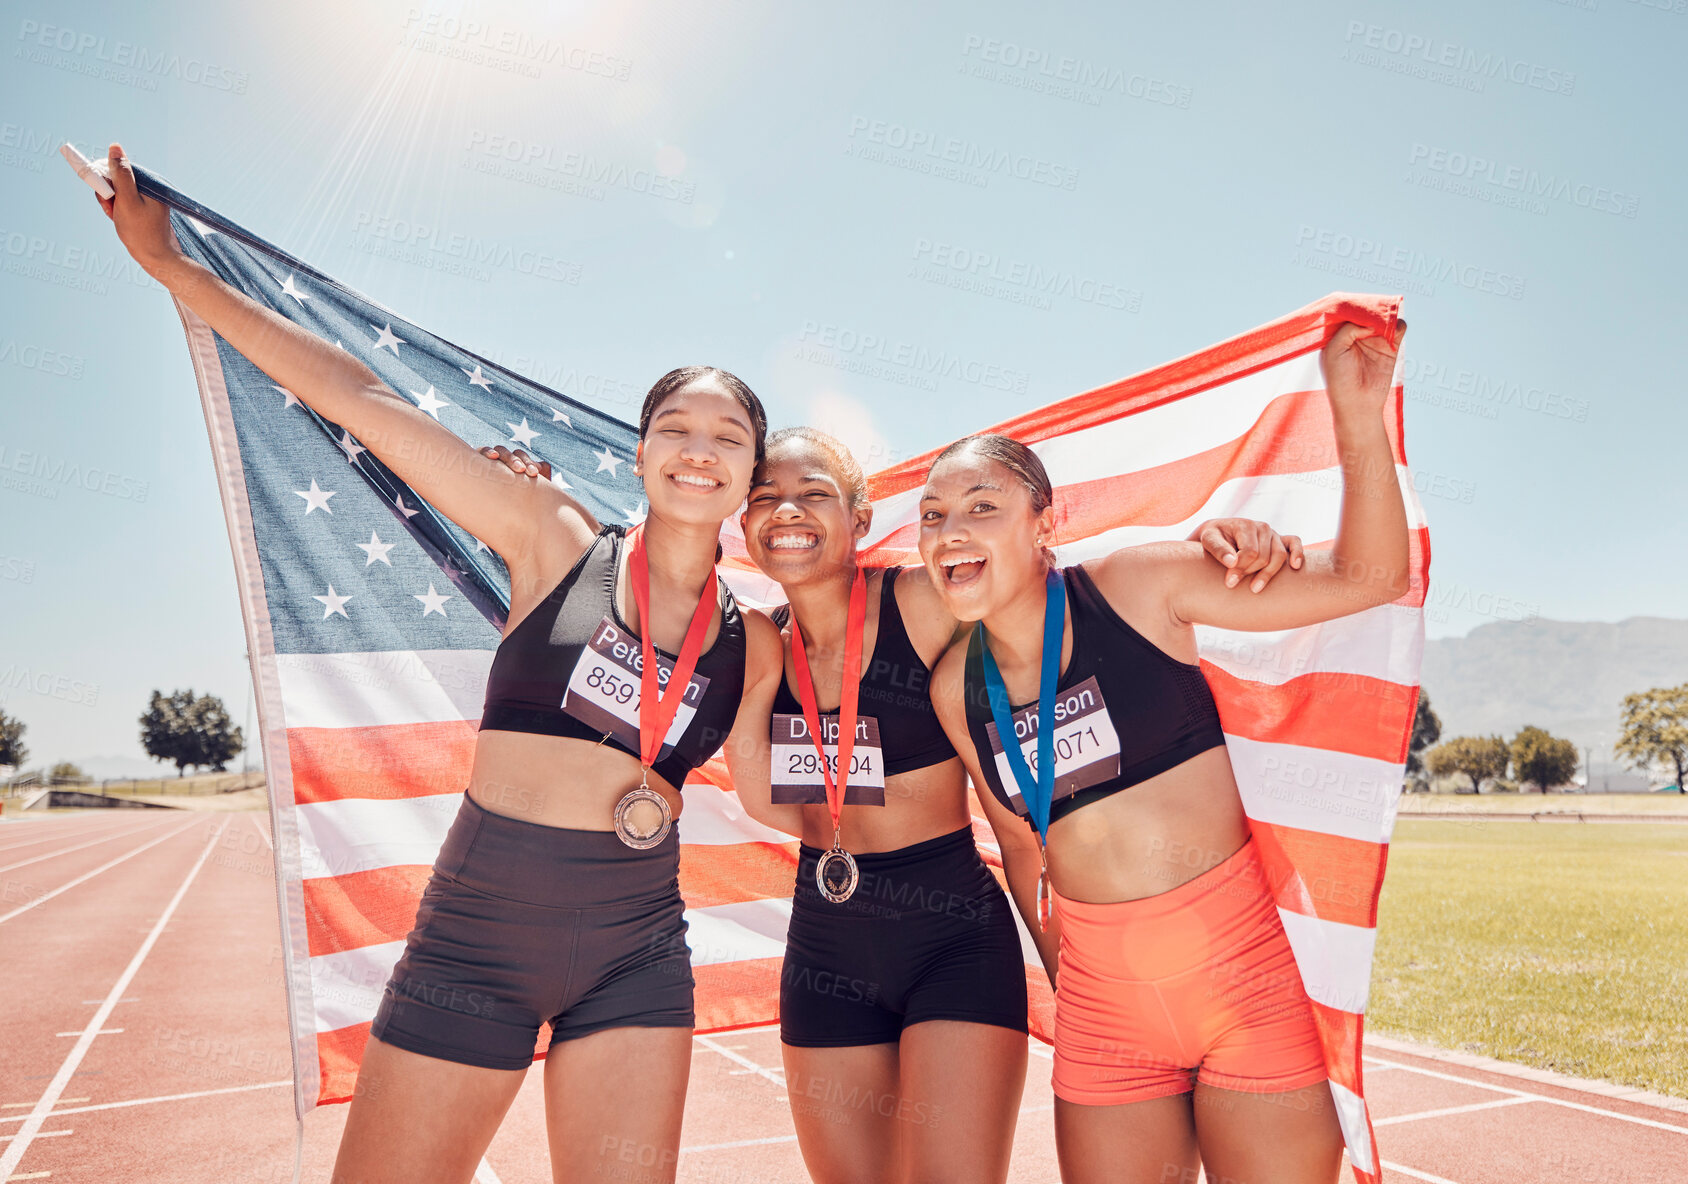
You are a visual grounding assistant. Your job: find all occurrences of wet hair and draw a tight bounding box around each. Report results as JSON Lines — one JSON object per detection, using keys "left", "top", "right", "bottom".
{"left": 763, "top": 427, "right": 869, "bottom": 511}
{"left": 639, "top": 366, "right": 768, "bottom": 464}
{"left": 933, "top": 434, "right": 1053, "bottom": 513}
{"left": 931, "top": 433, "right": 1057, "bottom": 564}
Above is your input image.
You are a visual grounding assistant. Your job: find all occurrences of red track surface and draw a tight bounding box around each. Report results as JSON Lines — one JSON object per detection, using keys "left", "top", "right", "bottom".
{"left": 2, "top": 809, "right": 1683, "bottom": 1183}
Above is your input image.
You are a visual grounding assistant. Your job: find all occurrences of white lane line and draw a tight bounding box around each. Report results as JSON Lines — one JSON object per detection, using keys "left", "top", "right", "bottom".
{"left": 1366, "top": 1057, "right": 1688, "bottom": 1136}
{"left": 0, "top": 819, "right": 177, "bottom": 875}
{"left": 0, "top": 1104, "right": 84, "bottom": 1112}
{"left": 0, "top": 1082, "right": 288, "bottom": 1124}
{"left": 0, "top": 818, "right": 228, "bottom": 1179}
{"left": 6, "top": 1171, "right": 52, "bottom": 1180}
{"left": 0, "top": 1133, "right": 68, "bottom": 1143}
{"left": 680, "top": 1135, "right": 798, "bottom": 1155}
{"left": 1379, "top": 1160, "right": 1464, "bottom": 1184}
{"left": 0, "top": 819, "right": 201, "bottom": 926}
{"left": 0, "top": 817, "right": 148, "bottom": 855}
{"left": 473, "top": 1159, "right": 502, "bottom": 1184}
{"left": 1373, "top": 1095, "right": 1535, "bottom": 1125}
{"left": 53, "top": 1031, "right": 122, "bottom": 1038}
{"left": 692, "top": 1034, "right": 786, "bottom": 1088}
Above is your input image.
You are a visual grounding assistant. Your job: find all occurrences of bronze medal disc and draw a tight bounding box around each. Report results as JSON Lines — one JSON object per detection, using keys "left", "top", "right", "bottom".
{"left": 613, "top": 786, "right": 672, "bottom": 850}
{"left": 815, "top": 845, "right": 859, "bottom": 904}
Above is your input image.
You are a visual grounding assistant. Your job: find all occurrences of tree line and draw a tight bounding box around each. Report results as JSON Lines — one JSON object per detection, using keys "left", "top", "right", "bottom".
{"left": 1405, "top": 681, "right": 1688, "bottom": 793}
{"left": 0, "top": 687, "right": 244, "bottom": 785}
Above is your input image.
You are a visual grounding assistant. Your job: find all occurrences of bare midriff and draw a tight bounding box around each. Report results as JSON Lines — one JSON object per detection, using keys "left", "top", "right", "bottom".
{"left": 1044, "top": 745, "right": 1251, "bottom": 905}
{"left": 795, "top": 755, "right": 974, "bottom": 854}
{"left": 465, "top": 729, "right": 686, "bottom": 831}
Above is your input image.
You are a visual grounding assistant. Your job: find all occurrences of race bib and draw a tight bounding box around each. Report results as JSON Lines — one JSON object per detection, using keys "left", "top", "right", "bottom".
{"left": 562, "top": 617, "right": 710, "bottom": 763}
{"left": 770, "top": 714, "right": 887, "bottom": 806}
{"left": 983, "top": 675, "right": 1121, "bottom": 816}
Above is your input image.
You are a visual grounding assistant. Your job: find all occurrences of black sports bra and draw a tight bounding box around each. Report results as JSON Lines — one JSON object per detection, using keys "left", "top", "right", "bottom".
{"left": 479, "top": 524, "right": 746, "bottom": 789}
{"left": 770, "top": 566, "right": 956, "bottom": 780}
{"left": 963, "top": 564, "right": 1225, "bottom": 829}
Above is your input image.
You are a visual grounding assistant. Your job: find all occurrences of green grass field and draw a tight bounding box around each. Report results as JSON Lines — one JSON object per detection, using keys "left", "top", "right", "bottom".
{"left": 1371, "top": 819, "right": 1688, "bottom": 1098}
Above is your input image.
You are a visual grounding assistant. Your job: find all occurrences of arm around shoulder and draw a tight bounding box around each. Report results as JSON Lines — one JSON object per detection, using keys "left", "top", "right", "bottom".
{"left": 720, "top": 610, "right": 804, "bottom": 837}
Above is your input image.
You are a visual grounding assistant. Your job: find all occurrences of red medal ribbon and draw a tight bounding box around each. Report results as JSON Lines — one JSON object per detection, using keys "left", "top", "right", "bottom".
{"left": 789, "top": 565, "right": 868, "bottom": 834}
{"left": 628, "top": 524, "right": 719, "bottom": 774}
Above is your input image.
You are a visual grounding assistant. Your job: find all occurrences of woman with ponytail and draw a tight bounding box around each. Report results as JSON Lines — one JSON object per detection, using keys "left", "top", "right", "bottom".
{"left": 920, "top": 320, "right": 1409, "bottom": 1184}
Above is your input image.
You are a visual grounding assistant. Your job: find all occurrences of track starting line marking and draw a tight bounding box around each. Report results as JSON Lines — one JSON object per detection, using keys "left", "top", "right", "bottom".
{"left": 0, "top": 1105, "right": 83, "bottom": 1112}
{"left": 1373, "top": 1095, "right": 1536, "bottom": 1126}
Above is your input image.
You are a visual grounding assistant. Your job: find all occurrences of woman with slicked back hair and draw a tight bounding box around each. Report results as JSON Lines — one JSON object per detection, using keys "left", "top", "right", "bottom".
{"left": 921, "top": 321, "right": 1410, "bottom": 1184}
{"left": 92, "top": 142, "right": 788, "bottom": 1184}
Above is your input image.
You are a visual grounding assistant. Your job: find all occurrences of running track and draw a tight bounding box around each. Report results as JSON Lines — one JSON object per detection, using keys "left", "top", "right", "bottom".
{"left": 2, "top": 809, "right": 1683, "bottom": 1183}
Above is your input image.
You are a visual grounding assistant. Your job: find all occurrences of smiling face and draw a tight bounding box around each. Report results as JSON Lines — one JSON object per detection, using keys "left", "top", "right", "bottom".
{"left": 741, "top": 437, "right": 870, "bottom": 587}
{"left": 634, "top": 377, "right": 759, "bottom": 527}
{"left": 917, "top": 449, "right": 1054, "bottom": 622}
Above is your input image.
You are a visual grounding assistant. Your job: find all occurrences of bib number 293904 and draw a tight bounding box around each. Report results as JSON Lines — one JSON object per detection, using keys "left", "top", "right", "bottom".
{"left": 563, "top": 616, "right": 710, "bottom": 763}
{"left": 770, "top": 714, "right": 886, "bottom": 806}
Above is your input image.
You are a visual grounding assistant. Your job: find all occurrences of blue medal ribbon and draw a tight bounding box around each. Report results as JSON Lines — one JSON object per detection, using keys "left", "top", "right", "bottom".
{"left": 980, "top": 567, "right": 1066, "bottom": 844}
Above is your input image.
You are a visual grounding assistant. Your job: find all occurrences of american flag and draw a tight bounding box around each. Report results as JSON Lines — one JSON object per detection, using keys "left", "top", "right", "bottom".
{"left": 139, "top": 159, "right": 1421, "bottom": 1184}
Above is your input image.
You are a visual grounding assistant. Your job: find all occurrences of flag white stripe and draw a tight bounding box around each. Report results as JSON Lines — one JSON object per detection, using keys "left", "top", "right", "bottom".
{"left": 294, "top": 796, "right": 463, "bottom": 880}
{"left": 1277, "top": 907, "right": 1377, "bottom": 1014}
{"left": 1224, "top": 735, "right": 1403, "bottom": 845}
{"left": 277, "top": 649, "right": 494, "bottom": 730}
{"left": 685, "top": 898, "right": 793, "bottom": 965}
{"left": 311, "top": 940, "right": 405, "bottom": 1033}
{"left": 1195, "top": 604, "right": 1425, "bottom": 690}
{"left": 1329, "top": 1080, "right": 1376, "bottom": 1174}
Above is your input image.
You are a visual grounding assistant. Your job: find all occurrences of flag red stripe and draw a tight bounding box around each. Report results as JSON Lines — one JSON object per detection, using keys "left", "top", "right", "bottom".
{"left": 694, "top": 958, "right": 786, "bottom": 1031}
{"left": 678, "top": 841, "right": 800, "bottom": 908}
{"left": 1201, "top": 664, "right": 1419, "bottom": 765}
{"left": 1309, "top": 1000, "right": 1366, "bottom": 1095}
{"left": 289, "top": 721, "right": 477, "bottom": 805}
{"left": 303, "top": 864, "right": 433, "bottom": 957}
{"left": 1249, "top": 822, "right": 1387, "bottom": 929}
{"left": 317, "top": 1023, "right": 371, "bottom": 1106}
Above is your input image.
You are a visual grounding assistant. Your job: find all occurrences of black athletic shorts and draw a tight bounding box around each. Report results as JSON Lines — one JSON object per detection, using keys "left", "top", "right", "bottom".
{"left": 780, "top": 825, "right": 1030, "bottom": 1048}
{"left": 370, "top": 793, "right": 694, "bottom": 1071}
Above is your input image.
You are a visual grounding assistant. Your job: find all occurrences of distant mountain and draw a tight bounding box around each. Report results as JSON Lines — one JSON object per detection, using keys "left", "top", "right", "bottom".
{"left": 1418, "top": 617, "right": 1688, "bottom": 774}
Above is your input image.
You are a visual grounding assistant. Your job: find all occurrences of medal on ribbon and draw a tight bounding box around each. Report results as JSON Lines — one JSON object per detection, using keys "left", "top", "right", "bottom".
{"left": 790, "top": 565, "right": 868, "bottom": 904}
{"left": 979, "top": 566, "right": 1066, "bottom": 931}
{"left": 617, "top": 524, "right": 718, "bottom": 849}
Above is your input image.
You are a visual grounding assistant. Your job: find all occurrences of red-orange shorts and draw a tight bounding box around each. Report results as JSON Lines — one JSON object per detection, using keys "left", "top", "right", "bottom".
{"left": 1051, "top": 837, "right": 1327, "bottom": 1105}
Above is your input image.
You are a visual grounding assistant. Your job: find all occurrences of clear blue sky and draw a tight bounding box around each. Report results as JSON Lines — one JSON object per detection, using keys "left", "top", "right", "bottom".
{"left": 1, "top": 0, "right": 1682, "bottom": 772}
